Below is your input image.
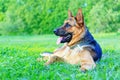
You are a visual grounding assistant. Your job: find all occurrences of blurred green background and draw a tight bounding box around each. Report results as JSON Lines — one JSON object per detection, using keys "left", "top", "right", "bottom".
{"left": 0, "top": 1, "right": 120, "bottom": 79}
{"left": 0, "top": 0, "right": 120, "bottom": 35}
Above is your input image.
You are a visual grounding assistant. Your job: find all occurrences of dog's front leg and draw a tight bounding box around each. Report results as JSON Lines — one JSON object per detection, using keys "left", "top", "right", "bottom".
{"left": 45, "top": 55, "right": 64, "bottom": 65}
{"left": 37, "top": 52, "right": 52, "bottom": 62}
{"left": 79, "top": 50, "right": 96, "bottom": 71}
{"left": 44, "top": 55, "right": 57, "bottom": 65}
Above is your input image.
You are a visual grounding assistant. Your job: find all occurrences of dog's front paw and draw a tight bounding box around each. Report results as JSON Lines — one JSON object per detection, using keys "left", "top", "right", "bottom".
{"left": 80, "top": 66, "right": 87, "bottom": 72}
{"left": 44, "top": 62, "right": 51, "bottom": 66}
{"left": 80, "top": 64, "right": 96, "bottom": 72}
{"left": 37, "top": 57, "right": 42, "bottom": 62}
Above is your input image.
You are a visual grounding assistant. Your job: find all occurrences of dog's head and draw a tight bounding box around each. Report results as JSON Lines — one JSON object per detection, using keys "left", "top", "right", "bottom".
{"left": 54, "top": 9, "right": 85, "bottom": 45}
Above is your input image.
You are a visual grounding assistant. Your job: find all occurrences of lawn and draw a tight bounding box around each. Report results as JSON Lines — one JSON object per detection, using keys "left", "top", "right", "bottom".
{"left": 0, "top": 33, "right": 120, "bottom": 80}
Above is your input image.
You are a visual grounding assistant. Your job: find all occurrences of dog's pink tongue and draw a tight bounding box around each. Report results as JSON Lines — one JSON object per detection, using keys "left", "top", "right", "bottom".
{"left": 56, "top": 37, "right": 63, "bottom": 45}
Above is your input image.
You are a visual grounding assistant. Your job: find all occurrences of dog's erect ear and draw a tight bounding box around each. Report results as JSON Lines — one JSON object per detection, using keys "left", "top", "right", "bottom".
{"left": 68, "top": 10, "right": 73, "bottom": 17}
{"left": 76, "top": 8, "right": 84, "bottom": 24}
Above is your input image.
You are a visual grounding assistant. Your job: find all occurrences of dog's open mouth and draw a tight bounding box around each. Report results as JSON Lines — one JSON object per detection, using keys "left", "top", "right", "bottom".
{"left": 56, "top": 34, "right": 72, "bottom": 44}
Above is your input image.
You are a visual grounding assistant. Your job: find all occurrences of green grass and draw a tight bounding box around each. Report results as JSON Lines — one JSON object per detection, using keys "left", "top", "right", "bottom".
{"left": 0, "top": 33, "right": 120, "bottom": 80}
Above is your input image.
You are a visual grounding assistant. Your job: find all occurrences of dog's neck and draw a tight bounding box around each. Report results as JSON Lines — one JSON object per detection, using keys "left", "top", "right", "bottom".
{"left": 69, "top": 27, "right": 95, "bottom": 49}
{"left": 67, "top": 26, "right": 86, "bottom": 47}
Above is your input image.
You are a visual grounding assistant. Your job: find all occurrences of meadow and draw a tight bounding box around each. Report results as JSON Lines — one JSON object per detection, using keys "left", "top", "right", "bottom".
{"left": 0, "top": 33, "right": 120, "bottom": 80}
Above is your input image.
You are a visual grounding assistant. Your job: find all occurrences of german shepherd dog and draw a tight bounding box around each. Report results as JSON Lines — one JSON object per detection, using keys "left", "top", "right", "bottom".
{"left": 39, "top": 9, "right": 102, "bottom": 71}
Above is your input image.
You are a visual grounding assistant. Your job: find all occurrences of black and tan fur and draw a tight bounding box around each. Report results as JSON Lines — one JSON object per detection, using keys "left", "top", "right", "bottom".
{"left": 38, "top": 9, "right": 102, "bottom": 71}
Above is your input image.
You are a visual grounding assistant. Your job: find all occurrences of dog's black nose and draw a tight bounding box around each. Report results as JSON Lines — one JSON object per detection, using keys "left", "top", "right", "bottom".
{"left": 53, "top": 29, "right": 57, "bottom": 34}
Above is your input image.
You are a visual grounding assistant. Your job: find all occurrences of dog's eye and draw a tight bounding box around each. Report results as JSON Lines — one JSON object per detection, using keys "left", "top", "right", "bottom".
{"left": 65, "top": 23, "right": 71, "bottom": 28}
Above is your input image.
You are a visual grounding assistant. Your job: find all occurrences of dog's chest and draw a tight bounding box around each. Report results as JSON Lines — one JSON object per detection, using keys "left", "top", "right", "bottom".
{"left": 56, "top": 46, "right": 82, "bottom": 56}
{"left": 63, "top": 46, "right": 83, "bottom": 64}
{"left": 54, "top": 45, "right": 84, "bottom": 64}
{"left": 66, "top": 46, "right": 82, "bottom": 56}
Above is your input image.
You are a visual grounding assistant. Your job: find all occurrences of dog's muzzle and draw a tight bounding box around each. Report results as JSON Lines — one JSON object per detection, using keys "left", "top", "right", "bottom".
{"left": 53, "top": 28, "right": 72, "bottom": 44}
